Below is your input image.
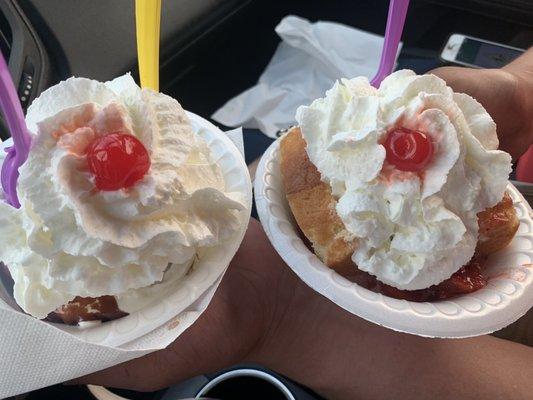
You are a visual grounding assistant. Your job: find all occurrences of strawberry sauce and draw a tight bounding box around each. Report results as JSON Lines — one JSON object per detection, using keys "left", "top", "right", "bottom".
{"left": 352, "top": 259, "right": 487, "bottom": 302}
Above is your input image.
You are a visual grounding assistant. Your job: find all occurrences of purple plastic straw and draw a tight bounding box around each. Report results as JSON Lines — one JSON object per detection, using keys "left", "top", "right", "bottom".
{"left": 370, "top": 0, "right": 410, "bottom": 88}
{"left": 0, "top": 51, "right": 32, "bottom": 208}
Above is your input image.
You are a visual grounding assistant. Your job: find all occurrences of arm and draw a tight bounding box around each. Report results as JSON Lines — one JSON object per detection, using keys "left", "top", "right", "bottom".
{"left": 255, "top": 269, "right": 533, "bottom": 400}
{"left": 73, "top": 220, "right": 533, "bottom": 400}
{"left": 431, "top": 48, "right": 533, "bottom": 159}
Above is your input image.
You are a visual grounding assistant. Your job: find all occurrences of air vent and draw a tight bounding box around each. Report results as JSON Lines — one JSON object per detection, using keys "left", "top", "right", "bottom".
{"left": 0, "top": 10, "right": 12, "bottom": 140}
{"left": 0, "top": 9, "right": 12, "bottom": 59}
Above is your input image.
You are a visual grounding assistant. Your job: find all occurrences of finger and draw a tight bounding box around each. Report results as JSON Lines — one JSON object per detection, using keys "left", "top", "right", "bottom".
{"left": 429, "top": 66, "right": 483, "bottom": 96}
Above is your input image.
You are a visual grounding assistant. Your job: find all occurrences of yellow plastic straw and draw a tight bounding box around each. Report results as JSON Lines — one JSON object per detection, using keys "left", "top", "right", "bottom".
{"left": 135, "top": 0, "right": 161, "bottom": 91}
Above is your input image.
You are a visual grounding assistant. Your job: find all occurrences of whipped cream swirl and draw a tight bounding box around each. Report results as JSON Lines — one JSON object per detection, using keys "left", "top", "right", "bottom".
{"left": 0, "top": 74, "right": 244, "bottom": 318}
{"left": 296, "top": 70, "right": 512, "bottom": 290}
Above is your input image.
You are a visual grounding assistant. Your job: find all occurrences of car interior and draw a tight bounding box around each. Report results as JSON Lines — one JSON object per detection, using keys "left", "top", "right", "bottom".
{"left": 1, "top": 0, "right": 532, "bottom": 399}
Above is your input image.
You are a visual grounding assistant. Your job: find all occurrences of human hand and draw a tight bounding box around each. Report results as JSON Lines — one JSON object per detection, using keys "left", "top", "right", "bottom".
{"left": 430, "top": 48, "right": 533, "bottom": 159}
{"left": 72, "top": 219, "right": 533, "bottom": 400}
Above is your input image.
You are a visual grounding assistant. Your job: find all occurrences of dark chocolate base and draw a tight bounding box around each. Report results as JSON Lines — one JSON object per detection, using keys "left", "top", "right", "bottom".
{"left": 1, "top": 262, "right": 127, "bottom": 324}
{"left": 46, "top": 296, "right": 128, "bottom": 325}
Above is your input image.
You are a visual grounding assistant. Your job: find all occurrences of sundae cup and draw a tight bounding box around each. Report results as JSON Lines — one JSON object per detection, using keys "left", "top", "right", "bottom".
{"left": 255, "top": 70, "right": 533, "bottom": 337}
{"left": 0, "top": 74, "right": 251, "bottom": 325}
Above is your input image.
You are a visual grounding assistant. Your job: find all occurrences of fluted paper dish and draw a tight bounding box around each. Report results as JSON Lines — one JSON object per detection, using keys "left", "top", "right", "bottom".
{"left": 0, "top": 112, "right": 252, "bottom": 347}
{"left": 255, "top": 138, "right": 533, "bottom": 338}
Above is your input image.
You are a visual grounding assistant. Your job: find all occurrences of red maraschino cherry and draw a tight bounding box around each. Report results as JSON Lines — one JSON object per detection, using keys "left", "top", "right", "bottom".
{"left": 87, "top": 132, "right": 150, "bottom": 191}
{"left": 384, "top": 127, "right": 433, "bottom": 172}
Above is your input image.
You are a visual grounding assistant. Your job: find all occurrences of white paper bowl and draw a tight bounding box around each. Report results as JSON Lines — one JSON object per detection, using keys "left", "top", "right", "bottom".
{"left": 0, "top": 112, "right": 252, "bottom": 347}
{"left": 255, "top": 138, "right": 533, "bottom": 338}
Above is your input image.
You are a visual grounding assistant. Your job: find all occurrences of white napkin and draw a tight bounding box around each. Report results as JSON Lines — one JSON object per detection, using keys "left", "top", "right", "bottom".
{"left": 0, "top": 127, "right": 244, "bottom": 398}
{"left": 212, "top": 15, "right": 402, "bottom": 137}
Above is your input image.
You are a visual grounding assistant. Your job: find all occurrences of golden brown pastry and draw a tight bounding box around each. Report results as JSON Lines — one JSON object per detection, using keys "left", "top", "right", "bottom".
{"left": 280, "top": 127, "right": 519, "bottom": 278}
{"left": 476, "top": 192, "right": 520, "bottom": 257}
{"left": 280, "top": 127, "right": 357, "bottom": 276}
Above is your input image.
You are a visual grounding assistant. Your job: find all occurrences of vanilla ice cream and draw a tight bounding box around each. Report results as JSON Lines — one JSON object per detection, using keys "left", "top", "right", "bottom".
{"left": 0, "top": 74, "right": 245, "bottom": 318}
{"left": 296, "top": 70, "right": 512, "bottom": 290}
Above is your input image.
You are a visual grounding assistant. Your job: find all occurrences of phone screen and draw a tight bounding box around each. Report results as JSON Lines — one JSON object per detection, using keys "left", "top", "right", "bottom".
{"left": 456, "top": 38, "right": 523, "bottom": 68}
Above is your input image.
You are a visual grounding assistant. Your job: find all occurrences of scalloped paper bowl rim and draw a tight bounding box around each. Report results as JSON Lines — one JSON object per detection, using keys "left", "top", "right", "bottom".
{"left": 0, "top": 111, "right": 252, "bottom": 346}
{"left": 255, "top": 138, "right": 533, "bottom": 338}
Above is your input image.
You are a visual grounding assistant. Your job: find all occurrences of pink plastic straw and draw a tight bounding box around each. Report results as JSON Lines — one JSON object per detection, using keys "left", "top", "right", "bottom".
{"left": 0, "top": 51, "right": 31, "bottom": 208}
{"left": 370, "top": 0, "right": 410, "bottom": 88}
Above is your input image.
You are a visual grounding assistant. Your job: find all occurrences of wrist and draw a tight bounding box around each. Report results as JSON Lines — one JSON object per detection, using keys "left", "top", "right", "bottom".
{"left": 503, "top": 47, "right": 533, "bottom": 82}
{"left": 479, "top": 68, "right": 533, "bottom": 158}
{"left": 503, "top": 49, "right": 533, "bottom": 151}
{"left": 245, "top": 274, "right": 341, "bottom": 397}
{"left": 246, "top": 272, "right": 384, "bottom": 399}
{"left": 510, "top": 74, "right": 533, "bottom": 154}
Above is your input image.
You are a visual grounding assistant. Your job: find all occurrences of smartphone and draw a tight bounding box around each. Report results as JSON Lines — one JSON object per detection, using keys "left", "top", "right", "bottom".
{"left": 440, "top": 34, "right": 524, "bottom": 69}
